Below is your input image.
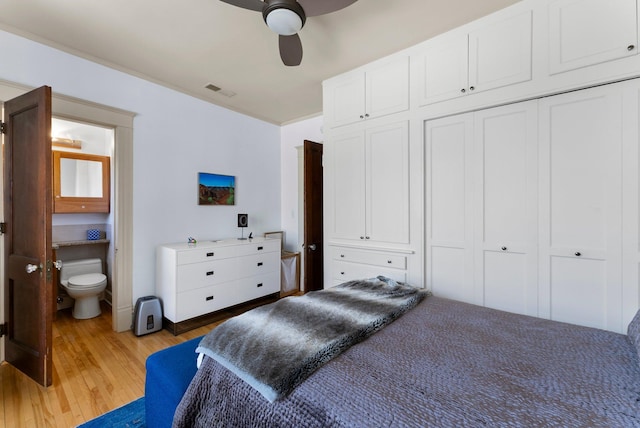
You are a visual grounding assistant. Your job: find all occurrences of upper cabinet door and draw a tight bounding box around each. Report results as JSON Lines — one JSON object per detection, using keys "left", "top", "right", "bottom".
{"left": 416, "top": 33, "right": 469, "bottom": 105}
{"left": 416, "top": 10, "right": 532, "bottom": 107}
{"left": 548, "top": 0, "right": 639, "bottom": 75}
{"left": 324, "top": 56, "right": 410, "bottom": 128}
{"left": 468, "top": 10, "right": 533, "bottom": 92}
{"left": 365, "top": 56, "right": 410, "bottom": 121}
{"left": 324, "top": 73, "right": 365, "bottom": 128}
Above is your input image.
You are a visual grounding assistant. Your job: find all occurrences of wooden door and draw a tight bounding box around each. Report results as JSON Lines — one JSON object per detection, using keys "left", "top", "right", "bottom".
{"left": 303, "top": 140, "right": 323, "bottom": 292}
{"left": 3, "top": 86, "right": 53, "bottom": 386}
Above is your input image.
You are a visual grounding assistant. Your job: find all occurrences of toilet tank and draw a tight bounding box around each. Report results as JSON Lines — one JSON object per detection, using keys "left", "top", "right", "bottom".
{"left": 60, "top": 258, "right": 103, "bottom": 281}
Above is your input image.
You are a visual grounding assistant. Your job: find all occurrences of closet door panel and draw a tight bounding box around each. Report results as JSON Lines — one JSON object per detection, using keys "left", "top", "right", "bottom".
{"left": 539, "top": 86, "right": 623, "bottom": 332}
{"left": 329, "top": 131, "right": 366, "bottom": 240}
{"left": 366, "top": 121, "right": 410, "bottom": 244}
{"left": 474, "top": 101, "right": 538, "bottom": 316}
{"left": 483, "top": 251, "right": 529, "bottom": 314}
{"left": 425, "top": 114, "right": 474, "bottom": 301}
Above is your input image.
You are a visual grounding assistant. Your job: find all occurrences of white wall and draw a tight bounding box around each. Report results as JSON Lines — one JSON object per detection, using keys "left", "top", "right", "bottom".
{"left": 0, "top": 29, "right": 282, "bottom": 302}
{"left": 280, "top": 116, "right": 324, "bottom": 252}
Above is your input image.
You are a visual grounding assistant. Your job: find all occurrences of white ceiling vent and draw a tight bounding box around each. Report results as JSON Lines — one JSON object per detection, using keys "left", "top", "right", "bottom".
{"left": 205, "top": 83, "right": 236, "bottom": 98}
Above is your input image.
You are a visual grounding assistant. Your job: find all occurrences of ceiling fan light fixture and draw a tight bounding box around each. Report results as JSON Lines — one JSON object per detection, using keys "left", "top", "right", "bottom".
{"left": 265, "top": 8, "right": 303, "bottom": 35}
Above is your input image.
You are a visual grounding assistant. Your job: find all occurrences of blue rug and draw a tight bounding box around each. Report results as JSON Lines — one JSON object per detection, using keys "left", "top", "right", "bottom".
{"left": 78, "top": 397, "right": 145, "bottom": 427}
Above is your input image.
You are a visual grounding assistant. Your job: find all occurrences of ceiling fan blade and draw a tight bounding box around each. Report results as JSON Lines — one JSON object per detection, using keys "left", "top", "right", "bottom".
{"left": 279, "top": 34, "right": 303, "bottom": 66}
{"left": 297, "top": 0, "right": 358, "bottom": 17}
{"left": 219, "top": 0, "right": 265, "bottom": 12}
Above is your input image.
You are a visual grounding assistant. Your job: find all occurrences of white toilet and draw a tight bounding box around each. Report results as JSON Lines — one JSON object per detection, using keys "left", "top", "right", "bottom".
{"left": 60, "top": 258, "right": 107, "bottom": 319}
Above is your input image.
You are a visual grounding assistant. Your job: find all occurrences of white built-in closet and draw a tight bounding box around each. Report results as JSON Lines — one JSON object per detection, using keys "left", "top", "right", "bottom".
{"left": 426, "top": 79, "right": 639, "bottom": 333}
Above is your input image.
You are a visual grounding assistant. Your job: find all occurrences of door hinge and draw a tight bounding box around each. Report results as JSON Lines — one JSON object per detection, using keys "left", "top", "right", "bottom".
{"left": 0, "top": 222, "right": 6, "bottom": 234}
{"left": 0, "top": 323, "right": 7, "bottom": 337}
{"left": 0, "top": 121, "right": 5, "bottom": 134}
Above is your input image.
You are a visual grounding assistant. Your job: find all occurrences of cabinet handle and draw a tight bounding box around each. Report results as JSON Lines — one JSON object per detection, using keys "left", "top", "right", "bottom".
{"left": 206, "top": 295, "right": 214, "bottom": 301}
{"left": 257, "top": 246, "right": 263, "bottom": 251}
{"left": 340, "top": 271, "right": 345, "bottom": 275}
{"left": 469, "top": 86, "right": 475, "bottom": 91}
{"left": 365, "top": 236, "right": 370, "bottom": 240}
{"left": 360, "top": 236, "right": 365, "bottom": 240}
{"left": 206, "top": 271, "right": 214, "bottom": 276}
{"left": 257, "top": 283, "right": 263, "bottom": 288}
{"left": 628, "top": 44, "right": 636, "bottom": 51}
{"left": 365, "top": 113, "right": 370, "bottom": 118}
{"left": 461, "top": 88, "right": 466, "bottom": 93}
{"left": 501, "top": 246, "right": 507, "bottom": 251}
{"left": 257, "top": 262, "right": 263, "bottom": 266}
{"left": 206, "top": 252, "right": 214, "bottom": 257}
{"left": 387, "top": 260, "right": 392, "bottom": 264}
{"left": 359, "top": 115, "right": 364, "bottom": 119}
{"left": 575, "top": 252, "right": 581, "bottom": 257}
{"left": 340, "top": 254, "right": 345, "bottom": 258}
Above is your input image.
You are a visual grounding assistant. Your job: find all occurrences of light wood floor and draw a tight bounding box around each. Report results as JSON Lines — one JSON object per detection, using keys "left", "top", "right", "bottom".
{"left": 0, "top": 301, "right": 222, "bottom": 428}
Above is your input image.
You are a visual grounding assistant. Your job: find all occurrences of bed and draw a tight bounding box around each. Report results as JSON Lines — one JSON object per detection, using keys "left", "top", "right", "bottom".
{"left": 161, "top": 278, "right": 640, "bottom": 427}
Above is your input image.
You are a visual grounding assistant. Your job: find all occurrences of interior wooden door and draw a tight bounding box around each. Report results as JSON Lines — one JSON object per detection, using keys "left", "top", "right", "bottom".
{"left": 303, "top": 140, "right": 323, "bottom": 292}
{"left": 3, "top": 86, "right": 53, "bottom": 386}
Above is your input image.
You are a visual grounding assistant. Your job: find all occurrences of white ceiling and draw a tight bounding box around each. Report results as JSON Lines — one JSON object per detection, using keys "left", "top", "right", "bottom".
{"left": 0, "top": 0, "right": 520, "bottom": 125}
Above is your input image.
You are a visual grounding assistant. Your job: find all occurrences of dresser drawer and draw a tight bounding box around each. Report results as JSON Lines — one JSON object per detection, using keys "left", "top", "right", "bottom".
{"left": 234, "top": 271, "right": 280, "bottom": 301}
{"left": 176, "top": 259, "right": 238, "bottom": 292}
{"left": 175, "top": 284, "right": 236, "bottom": 321}
{"left": 332, "top": 248, "right": 407, "bottom": 270}
{"left": 239, "top": 253, "right": 280, "bottom": 278}
{"left": 332, "top": 260, "right": 407, "bottom": 284}
{"left": 177, "top": 245, "right": 238, "bottom": 265}
{"left": 235, "top": 239, "right": 280, "bottom": 257}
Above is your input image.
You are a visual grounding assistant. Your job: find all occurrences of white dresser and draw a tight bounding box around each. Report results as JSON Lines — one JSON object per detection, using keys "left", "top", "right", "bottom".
{"left": 156, "top": 237, "right": 280, "bottom": 334}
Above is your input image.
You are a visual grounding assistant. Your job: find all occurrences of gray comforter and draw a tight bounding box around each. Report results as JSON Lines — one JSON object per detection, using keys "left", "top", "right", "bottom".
{"left": 173, "top": 296, "right": 640, "bottom": 427}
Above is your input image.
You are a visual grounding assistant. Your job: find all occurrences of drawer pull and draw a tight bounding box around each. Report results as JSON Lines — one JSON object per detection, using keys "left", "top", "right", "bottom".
{"left": 257, "top": 246, "right": 264, "bottom": 251}
{"left": 206, "top": 296, "right": 214, "bottom": 301}
{"left": 206, "top": 252, "right": 214, "bottom": 257}
{"left": 575, "top": 252, "right": 581, "bottom": 257}
{"left": 340, "top": 271, "right": 345, "bottom": 275}
{"left": 206, "top": 271, "right": 214, "bottom": 276}
{"left": 257, "top": 283, "right": 263, "bottom": 288}
{"left": 387, "top": 260, "right": 392, "bottom": 264}
{"left": 340, "top": 254, "right": 345, "bottom": 258}
{"left": 257, "top": 262, "right": 263, "bottom": 266}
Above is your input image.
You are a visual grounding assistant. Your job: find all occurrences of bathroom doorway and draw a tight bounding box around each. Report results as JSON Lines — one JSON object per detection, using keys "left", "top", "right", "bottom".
{"left": 0, "top": 80, "right": 135, "bottom": 359}
{"left": 51, "top": 117, "right": 116, "bottom": 321}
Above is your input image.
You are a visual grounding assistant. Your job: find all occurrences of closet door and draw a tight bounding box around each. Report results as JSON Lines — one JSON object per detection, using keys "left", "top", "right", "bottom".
{"left": 474, "top": 101, "right": 538, "bottom": 316}
{"left": 366, "top": 120, "right": 410, "bottom": 244}
{"left": 539, "top": 85, "right": 623, "bottom": 331}
{"left": 328, "top": 130, "right": 366, "bottom": 241}
{"left": 425, "top": 114, "right": 475, "bottom": 302}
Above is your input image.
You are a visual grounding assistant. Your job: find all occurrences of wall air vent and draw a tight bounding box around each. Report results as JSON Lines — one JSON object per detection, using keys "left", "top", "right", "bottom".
{"left": 205, "top": 83, "right": 236, "bottom": 98}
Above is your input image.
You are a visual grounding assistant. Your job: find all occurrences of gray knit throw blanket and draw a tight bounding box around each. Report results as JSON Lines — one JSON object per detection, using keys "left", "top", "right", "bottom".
{"left": 196, "top": 276, "right": 429, "bottom": 402}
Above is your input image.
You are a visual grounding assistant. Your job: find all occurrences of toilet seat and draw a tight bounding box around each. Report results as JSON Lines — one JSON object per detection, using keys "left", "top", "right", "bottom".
{"left": 68, "top": 273, "right": 107, "bottom": 288}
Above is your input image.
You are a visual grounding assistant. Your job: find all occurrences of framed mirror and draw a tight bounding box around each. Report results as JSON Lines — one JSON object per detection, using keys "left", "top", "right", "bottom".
{"left": 53, "top": 151, "right": 110, "bottom": 213}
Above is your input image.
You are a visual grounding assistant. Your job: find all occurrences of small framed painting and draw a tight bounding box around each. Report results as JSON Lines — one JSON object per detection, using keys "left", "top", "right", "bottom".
{"left": 198, "top": 172, "right": 235, "bottom": 205}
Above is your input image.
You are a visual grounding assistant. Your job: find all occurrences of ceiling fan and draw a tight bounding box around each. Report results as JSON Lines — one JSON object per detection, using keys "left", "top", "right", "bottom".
{"left": 220, "top": 0, "right": 358, "bottom": 66}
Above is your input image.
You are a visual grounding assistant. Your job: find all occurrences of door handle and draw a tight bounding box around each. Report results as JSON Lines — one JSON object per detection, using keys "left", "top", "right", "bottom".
{"left": 308, "top": 244, "right": 317, "bottom": 251}
{"left": 25, "top": 263, "right": 40, "bottom": 274}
